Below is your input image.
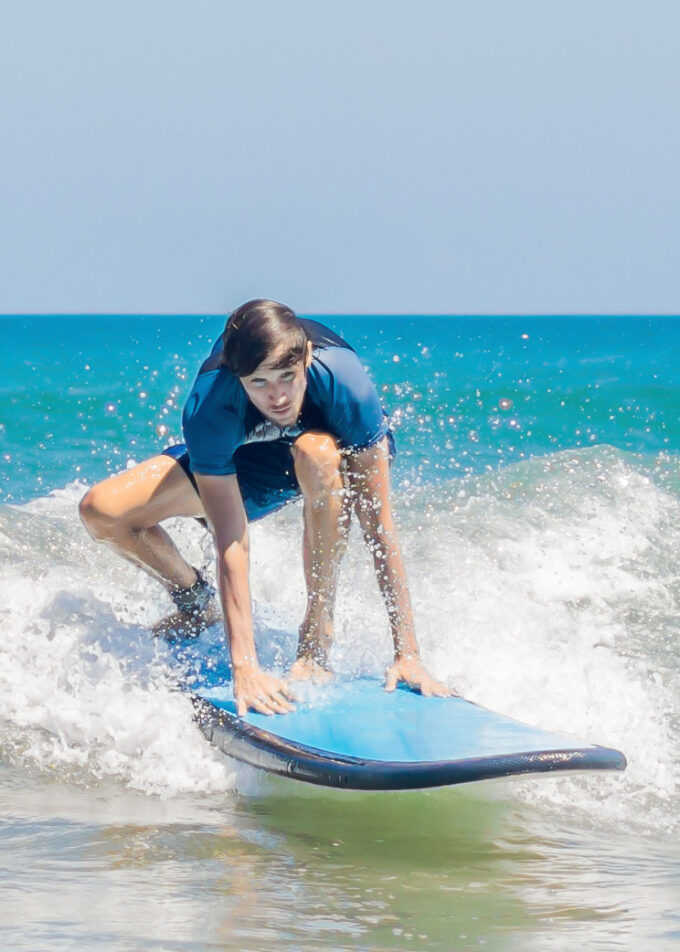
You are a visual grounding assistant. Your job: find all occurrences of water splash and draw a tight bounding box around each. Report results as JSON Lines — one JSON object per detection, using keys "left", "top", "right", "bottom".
{"left": 0, "top": 446, "right": 678, "bottom": 832}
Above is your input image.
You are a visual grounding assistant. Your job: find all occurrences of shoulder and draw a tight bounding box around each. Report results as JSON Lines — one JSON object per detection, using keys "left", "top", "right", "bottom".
{"left": 181, "top": 359, "right": 247, "bottom": 476}
{"left": 308, "top": 345, "right": 376, "bottom": 405}
{"left": 183, "top": 365, "right": 245, "bottom": 422}
{"left": 304, "top": 336, "right": 387, "bottom": 450}
{"left": 301, "top": 318, "right": 355, "bottom": 352}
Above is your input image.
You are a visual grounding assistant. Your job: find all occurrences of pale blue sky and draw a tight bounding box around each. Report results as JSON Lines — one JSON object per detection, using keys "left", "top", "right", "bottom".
{"left": 1, "top": 1, "right": 679, "bottom": 314}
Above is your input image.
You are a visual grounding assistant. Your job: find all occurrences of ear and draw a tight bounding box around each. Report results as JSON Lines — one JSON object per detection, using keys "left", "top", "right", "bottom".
{"left": 305, "top": 339, "right": 313, "bottom": 368}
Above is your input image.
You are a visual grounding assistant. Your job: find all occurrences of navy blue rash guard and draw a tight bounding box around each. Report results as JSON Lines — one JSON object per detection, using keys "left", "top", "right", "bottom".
{"left": 163, "top": 319, "right": 392, "bottom": 521}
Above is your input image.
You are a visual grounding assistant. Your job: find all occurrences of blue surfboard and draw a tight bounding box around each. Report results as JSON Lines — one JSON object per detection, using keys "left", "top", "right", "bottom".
{"left": 170, "top": 638, "right": 626, "bottom": 790}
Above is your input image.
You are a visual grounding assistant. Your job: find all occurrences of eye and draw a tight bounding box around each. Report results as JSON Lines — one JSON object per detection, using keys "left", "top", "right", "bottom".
{"left": 249, "top": 379, "right": 267, "bottom": 389}
{"left": 280, "top": 371, "right": 295, "bottom": 382}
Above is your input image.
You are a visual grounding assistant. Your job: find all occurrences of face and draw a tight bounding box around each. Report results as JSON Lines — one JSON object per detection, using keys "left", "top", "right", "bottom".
{"left": 239, "top": 343, "right": 311, "bottom": 426}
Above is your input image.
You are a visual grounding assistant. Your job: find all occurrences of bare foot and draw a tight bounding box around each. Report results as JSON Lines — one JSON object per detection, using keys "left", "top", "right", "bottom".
{"left": 152, "top": 598, "right": 221, "bottom": 640}
{"left": 287, "top": 657, "right": 334, "bottom": 683}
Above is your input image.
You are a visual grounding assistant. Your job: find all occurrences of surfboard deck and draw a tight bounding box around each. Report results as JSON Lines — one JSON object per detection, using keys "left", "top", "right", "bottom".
{"left": 170, "top": 638, "right": 627, "bottom": 790}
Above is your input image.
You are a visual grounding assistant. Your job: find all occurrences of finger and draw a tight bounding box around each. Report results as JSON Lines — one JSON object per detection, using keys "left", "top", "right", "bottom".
{"left": 278, "top": 681, "right": 298, "bottom": 702}
{"left": 263, "top": 677, "right": 294, "bottom": 702}
{"left": 236, "top": 696, "right": 247, "bottom": 717}
{"left": 261, "top": 694, "right": 295, "bottom": 715}
{"left": 432, "top": 682, "right": 456, "bottom": 698}
{"left": 250, "top": 696, "right": 276, "bottom": 716}
{"left": 275, "top": 693, "right": 296, "bottom": 711}
{"left": 430, "top": 677, "right": 454, "bottom": 697}
{"left": 384, "top": 666, "right": 398, "bottom": 692}
{"left": 269, "top": 690, "right": 295, "bottom": 712}
{"left": 268, "top": 697, "right": 294, "bottom": 714}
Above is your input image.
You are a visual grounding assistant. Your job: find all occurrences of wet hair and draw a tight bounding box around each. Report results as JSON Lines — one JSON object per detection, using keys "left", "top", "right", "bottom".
{"left": 221, "top": 299, "right": 309, "bottom": 377}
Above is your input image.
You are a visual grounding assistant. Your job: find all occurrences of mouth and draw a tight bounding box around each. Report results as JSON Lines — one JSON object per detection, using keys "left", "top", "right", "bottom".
{"left": 270, "top": 405, "right": 292, "bottom": 419}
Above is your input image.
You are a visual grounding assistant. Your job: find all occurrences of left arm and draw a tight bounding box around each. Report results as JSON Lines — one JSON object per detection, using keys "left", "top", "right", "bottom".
{"left": 345, "top": 438, "right": 454, "bottom": 697}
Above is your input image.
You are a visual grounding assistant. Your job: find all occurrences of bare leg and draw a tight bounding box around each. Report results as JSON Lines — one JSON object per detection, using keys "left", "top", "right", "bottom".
{"left": 79, "top": 455, "right": 218, "bottom": 632}
{"left": 290, "top": 433, "right": 351, "bottom": 671}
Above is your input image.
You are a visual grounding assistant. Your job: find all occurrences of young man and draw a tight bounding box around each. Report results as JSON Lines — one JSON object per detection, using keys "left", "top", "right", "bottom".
{"left": 80, "top": 300, "right": 452, "bottom": 715}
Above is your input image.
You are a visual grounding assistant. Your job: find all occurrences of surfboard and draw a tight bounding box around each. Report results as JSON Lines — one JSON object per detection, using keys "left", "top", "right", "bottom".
{"left": 170, "top": 638, "right": 627, "bottom": 790}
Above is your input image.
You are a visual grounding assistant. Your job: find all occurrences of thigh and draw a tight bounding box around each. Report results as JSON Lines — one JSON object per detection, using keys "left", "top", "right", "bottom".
{"left": 85, "top": 454, "right": 204, "bottom": 527}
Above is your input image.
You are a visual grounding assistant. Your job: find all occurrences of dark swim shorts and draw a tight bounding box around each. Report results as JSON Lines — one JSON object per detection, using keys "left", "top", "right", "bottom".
{"left": 163, "top": 430, "right": 395, "bottom": 524}
{"left": 162, "top": 442, "right": 301, "bottom": 522}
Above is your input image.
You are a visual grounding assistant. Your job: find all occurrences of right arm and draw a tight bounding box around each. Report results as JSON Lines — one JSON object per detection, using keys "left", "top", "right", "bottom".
{"left": 194, "top": 473, "right": 294, "bottom": 716}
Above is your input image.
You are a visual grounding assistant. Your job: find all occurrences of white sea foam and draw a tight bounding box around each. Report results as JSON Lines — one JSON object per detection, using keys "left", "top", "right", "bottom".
{"left": 0, "top": 484, "right": 248, "bottom": 797}
{"left": 1, "top": 447, "right": 678, "bottom": 832}
{"left": 390, "top": 446, "right": 680, "bottom": 834}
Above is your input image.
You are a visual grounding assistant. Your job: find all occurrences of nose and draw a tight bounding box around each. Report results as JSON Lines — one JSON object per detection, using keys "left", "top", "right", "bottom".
{"left": 270, "top": 383, "right": 288, "bottom": 406}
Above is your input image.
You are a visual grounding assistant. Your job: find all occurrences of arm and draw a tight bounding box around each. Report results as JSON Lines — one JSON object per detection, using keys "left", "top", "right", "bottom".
{"left": 345, "top": 439, "right": 454, "bottom": 696}
{"left": 194, "top": 473, "right": 295, "bottom": 715}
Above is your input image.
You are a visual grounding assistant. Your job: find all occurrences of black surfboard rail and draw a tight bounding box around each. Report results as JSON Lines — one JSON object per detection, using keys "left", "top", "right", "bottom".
{"left": 191, "top": 695, "right": 628, "bottom": 791}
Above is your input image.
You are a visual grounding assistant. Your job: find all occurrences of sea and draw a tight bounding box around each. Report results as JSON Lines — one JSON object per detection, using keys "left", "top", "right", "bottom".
{"left": 1, "top": 313, "right": 679, "bottom": 951}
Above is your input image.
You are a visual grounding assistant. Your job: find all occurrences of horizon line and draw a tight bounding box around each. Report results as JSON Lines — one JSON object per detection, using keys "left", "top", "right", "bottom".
{"left": 2, "top": 311, "right": 679, "bottom": 319}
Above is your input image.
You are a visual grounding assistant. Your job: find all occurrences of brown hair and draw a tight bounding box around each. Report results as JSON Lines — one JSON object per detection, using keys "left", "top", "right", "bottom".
{"left": 221, "top": 299, "right": 308, "bottom": 377}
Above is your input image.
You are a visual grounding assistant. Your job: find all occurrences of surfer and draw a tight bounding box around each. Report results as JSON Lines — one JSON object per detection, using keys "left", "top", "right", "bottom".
{"left": 79, "top": 300, "right": 452, "bottom": 715}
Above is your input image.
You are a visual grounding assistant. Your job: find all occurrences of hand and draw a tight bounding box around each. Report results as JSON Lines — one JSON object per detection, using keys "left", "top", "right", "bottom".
{"left": 288, "top": 656, "right": 334, "bottom": 683}
{"left": 384, "top": 655, "right": 458, "bottom": 698}
{"left": 233, "top": 662, "right": 296, "bottom": 716}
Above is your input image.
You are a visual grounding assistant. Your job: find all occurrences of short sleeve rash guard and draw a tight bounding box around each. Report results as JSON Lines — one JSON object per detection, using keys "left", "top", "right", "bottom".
{"left": 181, "top": 319, "right": 388, "bottom": 476}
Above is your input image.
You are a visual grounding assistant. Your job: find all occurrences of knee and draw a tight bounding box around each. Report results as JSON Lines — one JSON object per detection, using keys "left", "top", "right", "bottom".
{"left": 78, "top": 486, "right": 116, "bottom": 542}
{"left": 292, "top": 432, "right": 344, "bottom": 495}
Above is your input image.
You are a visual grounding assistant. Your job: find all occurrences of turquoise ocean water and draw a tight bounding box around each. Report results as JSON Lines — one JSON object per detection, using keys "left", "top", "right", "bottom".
{"left": 1, "top": 314, "right": 680, "bottom": 950}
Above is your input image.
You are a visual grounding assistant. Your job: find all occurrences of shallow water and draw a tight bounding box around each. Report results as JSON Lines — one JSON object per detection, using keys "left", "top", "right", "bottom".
{"left": 1, "top": 315, "right": 680, "bottom": 949}
{"left": 2, "top": 767, "right": 679, "bottom": 951}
